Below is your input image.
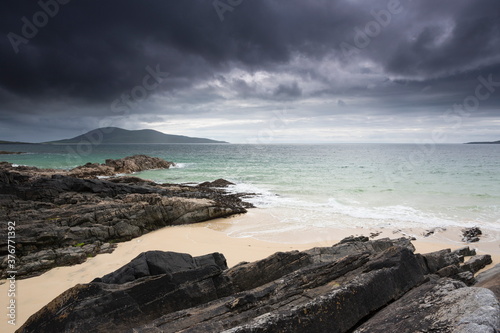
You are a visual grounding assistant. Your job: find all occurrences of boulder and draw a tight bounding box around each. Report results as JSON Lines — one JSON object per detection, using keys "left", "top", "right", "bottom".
{"left": 354, "top": 277, "right": 500, "bottom": 333}
{"left": 461, "top": 254, "right": 492, "bottom": 274}
{"left": 475, "top": 263, "right": 500, "bottom": 300}
{"left": 198, "top": 179, "right": 235, "bottom": 188}
{"left": 93, "top": 251, "right": 227, "bottom": 284}
{"left": 462, "top": 227, "right": 482, "bottom": 243}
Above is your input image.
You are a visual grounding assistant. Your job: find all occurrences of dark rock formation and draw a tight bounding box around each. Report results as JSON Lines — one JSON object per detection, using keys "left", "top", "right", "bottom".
{"left": 462, "top": 226, "right": 482, "bottom": 242}
{"left": 0, "top": 150, "right": 24, "bottom": 154}
{"left": 92, "top": 251, "right": 228, "bottom": 284}
{"left": 0, "top": 160, "right": 250, "bottom": 279}
{"left": 354, "top": 276, "right": 499, "bottom": 332}
{"left": 18, "top": 238, "right": 500, "bottom": 333}
{"left": 69, "top": 155, "right": 175, "bottom": 178}
{"left": 476, "top": 263, "right": 500, "bottom": 300}
{"left": 198, "top": 178, "right": 235, "bottom": 188}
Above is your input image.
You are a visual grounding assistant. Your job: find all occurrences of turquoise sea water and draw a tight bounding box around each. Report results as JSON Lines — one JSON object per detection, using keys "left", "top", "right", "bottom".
{"left": 1, "top": 143, "right": 499, "bottom": 234}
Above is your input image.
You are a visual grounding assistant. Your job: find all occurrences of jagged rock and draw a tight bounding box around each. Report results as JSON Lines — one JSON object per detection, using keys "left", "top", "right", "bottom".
{"left": 339, "top": 235, "right": 369, "bottom": 243}
{"left": 420, "top": 249, "right": 461, "bottom": 274}
{"left": 475, "top": 263, "right": 500, "bottom": 300}
{"left": 461, "top": 254, "right": 492, "bottom": 274}
{"left": 462, "top": 227, "right": 482, "bottom": 243}
{"left": 452, "top": 246, "right": 476, "bottom": 262}
{"left": 93, "top": 251, "right": 228, "bottom": 284}
{"left": 104, "top": 155, "right": 174, "bottom": 173}
{"left": 69, "top": 155, "right": 174, "bottom": 178}
{"left": 0, "top": 161, "right": 249, "bottom": 278}
{"left": 355, "top": 277, "right": 500, "bottom": 333}
{"left": 20, "top": 239, "right": 449, "bottom": 333}
{"left": 198, "top": 178, "right": 235, "bottom": 188}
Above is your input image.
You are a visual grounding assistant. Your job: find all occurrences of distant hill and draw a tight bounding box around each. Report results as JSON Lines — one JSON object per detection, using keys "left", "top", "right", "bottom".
{"left": 465, "top": 140, "right": 500, "bottom": 144}
{"left": 45, "top": 127, "right": 228, "bottom": 144}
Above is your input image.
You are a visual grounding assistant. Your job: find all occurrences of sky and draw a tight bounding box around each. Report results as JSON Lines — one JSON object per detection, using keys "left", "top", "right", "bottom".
{"left": 1, "top": 0, "right": 500, "bottom": 143}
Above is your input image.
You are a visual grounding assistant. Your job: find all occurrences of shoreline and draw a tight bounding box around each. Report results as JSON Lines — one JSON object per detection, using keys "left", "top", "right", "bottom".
{"left": 1, "top": 208, "right": 499, "bottom": 332}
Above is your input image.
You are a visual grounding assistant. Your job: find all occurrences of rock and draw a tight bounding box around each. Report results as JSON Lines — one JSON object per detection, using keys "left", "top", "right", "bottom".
{"left": 0, "top": 150, "right": 24, "bottom": 154}
{"left": 198, "top": 178, "right": 235, "bottom": 188}
{"left": 462, "top": 227, "right": 482, "bottom": 243}
{"left": 20, "top": 239, "right": 497, "bottom": 333}
{"left": 19, "top": 239, "right": 431, "bottom": 333}
{"left": 475, "top": 263, "right": 500, "bottom": 300}
{"left": 0, "top": 160, "right": 250, "bottom": 278}
{"left": 460, "top": 254, "right": 492, "bottom": 274}
{"left": 354, "top": 277, "right": 500, "bottom": 333}
{"left": 104, "top": 155, "right": 174, "bottom": 173}
{"left": 18, "top": 252, "right": 230, "bottom": 333}
{"left": 452, "top": 246, "right": 476, "bottom": 262}
{"left": 92, "top": 251, "right": 228, "bottom": 284}
{"left": 420, "top": 249, "right": 461, "bottom": 274}
{"left": 339, "top": 235, "right": 369, "bottom": 243}
{"left": 69, "top": 155, "right": 174, "bottom": 178}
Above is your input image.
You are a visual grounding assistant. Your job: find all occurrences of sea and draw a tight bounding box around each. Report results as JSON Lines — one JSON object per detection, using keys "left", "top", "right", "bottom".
{"left": 1, "top": 143, "right": 499, "bottom": 240}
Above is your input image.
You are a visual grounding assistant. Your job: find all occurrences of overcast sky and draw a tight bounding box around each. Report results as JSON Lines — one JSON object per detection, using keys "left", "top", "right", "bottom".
{"left": 1, "top": 0, "right": 499, "bottom": 143}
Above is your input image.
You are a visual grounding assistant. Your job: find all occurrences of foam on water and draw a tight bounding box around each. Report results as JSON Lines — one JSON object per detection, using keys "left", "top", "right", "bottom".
{"left": 170, "top": 163, "right": 192, "bottom": 169}
{"left": 225, "top": 180, "right": 500, "bottom": 236}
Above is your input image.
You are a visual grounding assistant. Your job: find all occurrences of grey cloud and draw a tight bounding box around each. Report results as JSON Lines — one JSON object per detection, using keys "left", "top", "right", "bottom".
{"left": 273, "top": 82, "right": 302, "bottom": 98}
{"left": 1, "top": 0, "right": 499, "bottom": 142}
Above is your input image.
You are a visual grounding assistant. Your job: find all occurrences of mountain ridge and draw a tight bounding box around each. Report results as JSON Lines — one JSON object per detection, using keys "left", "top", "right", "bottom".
{"left": 45, "top": 127, "right": 228, "bottom": 144}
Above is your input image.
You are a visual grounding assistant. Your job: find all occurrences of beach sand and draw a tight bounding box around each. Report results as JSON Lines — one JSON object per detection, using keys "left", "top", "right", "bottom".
{"left": 1, "top": 209, "right": 499, "bottom": 332}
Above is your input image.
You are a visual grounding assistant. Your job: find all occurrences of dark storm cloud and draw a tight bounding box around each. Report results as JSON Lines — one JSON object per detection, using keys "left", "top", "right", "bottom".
{"left": 1, "top": 0, "right": 499, "bottom": 142}
{"left": 273, "top": 82, "right": 302, "bottom": 98}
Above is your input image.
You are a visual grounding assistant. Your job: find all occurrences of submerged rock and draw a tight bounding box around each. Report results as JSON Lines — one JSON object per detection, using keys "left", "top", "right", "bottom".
{"left": 18, "top": 239, "right": 499, "bottom": 333}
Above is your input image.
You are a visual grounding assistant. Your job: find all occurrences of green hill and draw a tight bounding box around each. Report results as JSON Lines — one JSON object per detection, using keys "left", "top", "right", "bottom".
{"left": 45, "top": 127, "right": 228, "bottom": 144}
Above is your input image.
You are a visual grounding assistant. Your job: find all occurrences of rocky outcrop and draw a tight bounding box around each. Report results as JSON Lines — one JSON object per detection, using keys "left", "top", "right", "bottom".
{"left": 69, "top": 155, "right": 174, "bottom": 178}
{"left": 0, "top": 160, "right": 250, "bottom": 278}
{"left": 18, "top": 238, "right": 500, "bottom": 333}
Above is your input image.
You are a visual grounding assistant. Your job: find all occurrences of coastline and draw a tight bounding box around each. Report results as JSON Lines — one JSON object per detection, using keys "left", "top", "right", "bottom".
{"left": 1, "top": 208, "right": 499, "bottom": 332}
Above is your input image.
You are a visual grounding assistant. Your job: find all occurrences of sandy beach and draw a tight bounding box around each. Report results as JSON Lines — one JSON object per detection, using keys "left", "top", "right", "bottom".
{"left": 1, "top": 209, "right": 499, "bottom": 332}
